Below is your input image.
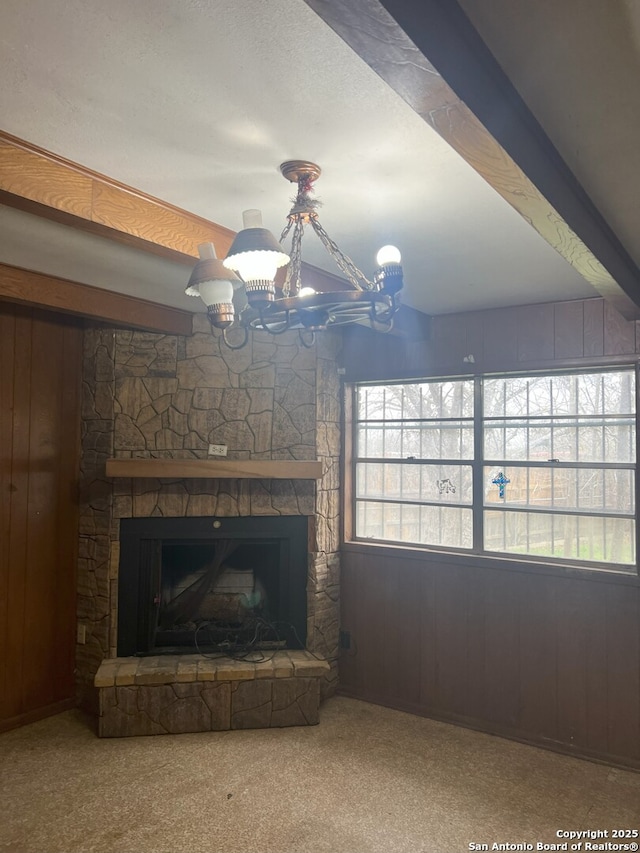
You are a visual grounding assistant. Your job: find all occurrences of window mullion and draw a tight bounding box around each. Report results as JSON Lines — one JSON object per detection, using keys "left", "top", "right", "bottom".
{"left": 473, "top": 375, "right": 484, "bottom": 552}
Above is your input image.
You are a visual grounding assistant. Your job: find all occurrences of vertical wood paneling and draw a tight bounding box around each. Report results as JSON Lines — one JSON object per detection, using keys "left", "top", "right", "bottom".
{"left": 481, "top": 570, "right": 520, "bottom": 728}
{"left": 430, "top": 315, "right": 468, "bottom": 371}
{"left": 555, "top": 578, "right": 593, "bottom": 751}
{"left": 433, "top": 565, "right": 468, "bottom": 716}
{"left": 463, "top": 312, "right": 484, "bottom": 366}
{"left": 355, "top": 560, "right": 390, "bottom": 693}
{"left": 583, "top": 299, "right": 605, "bottom": 357}
{"left": 418, "top": 558, "right": 437, "bottom": 708}
{"left": 518, "top": 574, "right": 557, "bottom": 739}
{"left": 583, "top": 582, "right": 609, "bottom": 754}
{"left": 4, "top": 308, "right": 32, "bottom": 720}
{"left": 463, "top": 567, "right": 486, "bottom": 719}
{"left": 378, "top": 561, "right": 403, "bottom": 700}
{"left": 482, "top": 308, "right": 518, "bottom": 370}
{"left": 604, "top": 584, "right": 640, "bottom": 761}
{"left": 0, "top": 303, "right": 82, "bottom": 729}
{"left": 603, "top": 300, "right": 636, "bottom": 355}
{"left": 338, "top": 551, "right": 362, "bottom": 691}
{"left": 553, "top": 301, "right": 584, "bottom": 359}
{"left": 517, "top": 303, "right": 555, "bottom": 363}
{"left": 53, "top": 322, "right": 82, "bottom": 702}
{"left": 382, "top": 558, "right": 421, "bottom": 706}
{"left": 0, "top": 309, "right": 16, "bottom": 720}
{"left": 340, "top": 327, "right": 409, "bottom": 380}
{"left": 340, "top": 548, "right": 640, "bottom": 768}
{"left": 22, "top": 312, "right": 60, "bottom": 710}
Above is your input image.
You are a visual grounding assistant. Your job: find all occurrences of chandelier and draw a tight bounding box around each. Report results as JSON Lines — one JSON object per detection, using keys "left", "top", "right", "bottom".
{"left": 186, "top": 160, "right": 404, "bottom": 348}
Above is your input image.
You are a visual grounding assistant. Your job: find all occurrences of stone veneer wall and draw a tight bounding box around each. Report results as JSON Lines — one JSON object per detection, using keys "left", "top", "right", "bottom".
{"left": 77, "top": 314, "right": 341, "bottom": 710}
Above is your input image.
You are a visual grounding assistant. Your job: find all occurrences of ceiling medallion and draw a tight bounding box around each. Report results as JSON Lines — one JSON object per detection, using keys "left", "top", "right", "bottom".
{"left": 186, "top": 160, "right": 404, "bottom": 348}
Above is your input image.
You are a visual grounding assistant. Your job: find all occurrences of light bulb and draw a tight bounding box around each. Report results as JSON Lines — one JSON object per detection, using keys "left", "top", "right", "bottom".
{"left": 198, "top": 279, "right": 234, "bottom": 306}
{"left": 298, "top": 287, "right": 317, "bottom": 297}
{"left": 376, "top": 245, "right": 402, "bottom": 267}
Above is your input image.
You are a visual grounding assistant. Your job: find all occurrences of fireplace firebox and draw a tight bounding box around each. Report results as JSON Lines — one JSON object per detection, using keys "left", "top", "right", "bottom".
{"left": 117, "top": 516, "right": 310, "bottom": 656}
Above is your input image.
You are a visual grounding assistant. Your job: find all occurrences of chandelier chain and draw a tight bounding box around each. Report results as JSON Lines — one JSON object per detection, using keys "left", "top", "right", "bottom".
{"left": 308, "top": 217, "right": 373, "bottom": 291}
{"left": 278, "top": 218, "right": 295, "bottom": 296}
{"left": 283, "top": 173, "right": 374, "bottom": 292}
{"left": 279, "top": 218, "right": 294, "bottom": 244}
{"left": 286, "top": 218, "right": 304, "bottom": 296}
{"left": 279, "top": 218, "right": 305, "bottom": 297}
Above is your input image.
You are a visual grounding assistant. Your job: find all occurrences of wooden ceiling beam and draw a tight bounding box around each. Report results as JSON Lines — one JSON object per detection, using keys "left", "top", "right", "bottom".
{"left": 0, "top": 263, "right": 193, "bottom": 335}
{"left": 0, "top": 131, "right": 357, "bottom": 296}
{"left": 0, "top": 131, "right": 234, "bottom": 264}
{"left": 303, "top": 0, "right": 640, "bottom": 319}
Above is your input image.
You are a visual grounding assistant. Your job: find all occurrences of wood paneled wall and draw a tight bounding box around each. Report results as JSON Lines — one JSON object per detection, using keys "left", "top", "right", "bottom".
{"left": 423, "top": 297, "right": 640, "bottom": 374}
{"left": 341, "top": 297, "right": 640, "bottom": 381}
{"left": 340, "top": 296, "right": 640, "bottom": 768}
{"left": 0, "top": 303, "right": 83, "bottom": 732}
{"left": 340, "top": 547, "right": 640, "bottom": 769}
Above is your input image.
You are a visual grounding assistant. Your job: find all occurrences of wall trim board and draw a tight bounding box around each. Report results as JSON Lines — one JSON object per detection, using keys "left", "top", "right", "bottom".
{"left": 0, "top": 263, "right": 193, "bottom": 335}
{"left": 0, "top": 697, "right": 78, "bottom": 735}
{"left": 0, "top": 130, "right": 234, "bottom": 260}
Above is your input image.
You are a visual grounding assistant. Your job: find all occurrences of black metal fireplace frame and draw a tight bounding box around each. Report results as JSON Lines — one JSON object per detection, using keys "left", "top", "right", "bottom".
{"left": 117, "top": 515, "right": 310, "bottom": 656}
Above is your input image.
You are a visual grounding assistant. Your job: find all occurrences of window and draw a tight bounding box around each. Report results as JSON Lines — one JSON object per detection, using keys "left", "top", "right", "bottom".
{"left": 352, "top": 369, "right": 637, "bottom": 571}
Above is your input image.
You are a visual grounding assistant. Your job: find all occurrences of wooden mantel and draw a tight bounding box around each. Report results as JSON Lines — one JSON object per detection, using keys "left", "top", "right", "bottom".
{"left": 105, "top": 458, "right": 323, "bottom": 480}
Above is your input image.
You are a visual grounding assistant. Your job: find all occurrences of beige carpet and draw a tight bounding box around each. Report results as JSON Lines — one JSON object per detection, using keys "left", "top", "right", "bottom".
{"left": 0, "top": 696, "right": 638, "bottom": 853}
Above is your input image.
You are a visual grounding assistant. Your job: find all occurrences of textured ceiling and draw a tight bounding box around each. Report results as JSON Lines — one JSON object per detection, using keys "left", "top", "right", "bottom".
{"left": 0, "top": 0, "right": 598, "bottom": 315}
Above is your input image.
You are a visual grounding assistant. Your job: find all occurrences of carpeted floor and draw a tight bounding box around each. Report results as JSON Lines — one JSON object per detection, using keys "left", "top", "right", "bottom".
{"left": 0, "top": 695, "right": 638, "bottom": 853}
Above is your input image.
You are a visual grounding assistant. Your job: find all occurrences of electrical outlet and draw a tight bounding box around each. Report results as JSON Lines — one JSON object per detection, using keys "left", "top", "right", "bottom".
{"left": 208, "top": 444, "right": 228, "bottom": 457}
{"left": 77, "top": 624, "right": 87, "bottom": 644}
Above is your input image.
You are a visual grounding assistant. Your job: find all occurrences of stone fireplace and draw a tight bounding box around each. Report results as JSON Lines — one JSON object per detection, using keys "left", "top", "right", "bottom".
{"left": 77, "top": 315, "right": 341, "bottom": 717}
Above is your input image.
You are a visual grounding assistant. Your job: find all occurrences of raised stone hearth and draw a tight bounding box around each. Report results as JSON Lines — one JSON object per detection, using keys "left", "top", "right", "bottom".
{"left": 95, "top": 651, "right": 329, "bottom": 737}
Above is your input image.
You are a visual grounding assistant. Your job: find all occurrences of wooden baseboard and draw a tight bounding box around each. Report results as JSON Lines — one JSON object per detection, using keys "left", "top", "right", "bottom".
{"left": 336, "top": 686, "right": 640, "bottom": 773}
{"left": 0, "top": 697, "right": 78, "bottom": 734}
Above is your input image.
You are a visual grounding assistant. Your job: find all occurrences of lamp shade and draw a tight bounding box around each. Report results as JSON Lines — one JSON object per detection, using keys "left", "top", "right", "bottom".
{"left": 186, "top": 243, "right": 241, "bottom": 329}
{"left": 223, "top": 210, "right": 289, "bottom": 305}
{"left": 185, "top": 258, "right": 241, "bottom": 296}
